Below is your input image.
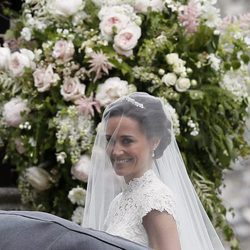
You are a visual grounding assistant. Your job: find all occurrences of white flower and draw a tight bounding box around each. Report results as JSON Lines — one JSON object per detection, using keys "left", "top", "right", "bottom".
{"left": 96, "top": 77, "right": 129, "bottom": 106}
{"left": 113, "top": 24, "right": 141, "bottom": 57}
{"left": 134, "top": 0, "right": 165, "bottom": 13}
{"left": 201, "top": 4, "right": 221, "bottom": 28}
{"left": 172, "top": 59, "right": 186, "bottom": 75}
{"left": 71, "top": 206, "right": 84, "bottom": 224}
{"left": 8, "top": 50, "right": 34, "bottom": 77}
{"left": 165, "top": 53, "right": 179, "bottom": 65}
{"left": 175, "top": 77, "right": 191, "bottom": 92}
{"left": 33, "top": 64, "right": 59, "bottom": 92}
{"left": 56, "top": 152, "right": 67, "bottom": 164}
{"left": 26, "top": 167, "right": 52, "bottom": 191}
{"left": 21, "top": 27, "right": 32, "bottom": 41}
{"left": 60, "top": 77, "right": 86, "bottom": 101}
{"left": 47, "top": 0, "right": 84, "bottom": 17}
{"left": 0, "top": 47, "right": 11, "bottom": 70}
{"left": 208, "top": 53, "right": 221, "bottom": 71}
{"left": 2, "top": 97, "right": 30, "bottom": 127}
{"left": 52, "top": 40, "right": 75, "bottom": 63}
{"left": 68, "top": 186, "right": 86, "bottom": 206}
{"left": 99, "top": 13, "right": 130, "bottom": 40}
{"left": 162, "top": 73, "right": 177, "bottom": 86}
{"left": 71, "top": 155, "right": 90, "bottom": 182}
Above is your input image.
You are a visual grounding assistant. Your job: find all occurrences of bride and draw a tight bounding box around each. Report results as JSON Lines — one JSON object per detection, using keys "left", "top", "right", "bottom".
{"left": 82, "top": 92, "right": 224, "bottom": 250}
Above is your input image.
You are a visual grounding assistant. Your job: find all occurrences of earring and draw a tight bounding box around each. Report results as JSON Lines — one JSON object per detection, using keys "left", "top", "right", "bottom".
{"left": 152, "top": 150, "right": 155, "bottom": 158}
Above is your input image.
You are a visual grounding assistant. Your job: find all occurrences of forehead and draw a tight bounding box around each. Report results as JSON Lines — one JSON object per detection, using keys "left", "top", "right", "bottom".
{"left": 106, "top": 116, "right": 142, "bottom": 135}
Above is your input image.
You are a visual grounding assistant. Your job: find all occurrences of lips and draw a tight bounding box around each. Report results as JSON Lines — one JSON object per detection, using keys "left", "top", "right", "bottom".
{"left": 112, "top": 158, "right": 133, "bottom": 165}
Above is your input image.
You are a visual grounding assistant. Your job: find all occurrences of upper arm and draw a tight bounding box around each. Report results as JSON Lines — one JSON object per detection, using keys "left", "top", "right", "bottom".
{"left": 142, "top": 210, "right": 181, "bottom": 250}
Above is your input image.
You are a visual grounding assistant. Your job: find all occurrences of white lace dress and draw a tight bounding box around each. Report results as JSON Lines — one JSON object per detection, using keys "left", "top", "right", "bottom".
{"left": 104, "top": 169, "right": 177, "bottom": 246}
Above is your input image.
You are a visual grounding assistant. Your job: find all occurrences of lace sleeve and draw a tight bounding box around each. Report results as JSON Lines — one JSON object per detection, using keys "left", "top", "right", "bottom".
{"left": 139, "top": 186, "right": 177, "bottom": 224}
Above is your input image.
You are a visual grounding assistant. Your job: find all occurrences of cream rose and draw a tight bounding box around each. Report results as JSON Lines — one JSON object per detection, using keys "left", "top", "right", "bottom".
{"left": 166, "top": 53, "right": 179, "bottom": 65}
{"left": 71, "top": 155, "right": 90, "bottom": 182}
{"left": 100, "top": 13, "right": 130, "bottom": 40}
{"left": 2, "top": 97, "right": 30, "bottom": 127}
{"left": 60, "top": 77, "right": 86, "bottom": 101}
{"left": 95, "top": 77, "right": 129, "bottom": 106}
{"left": 162, "top": 73, "right": 177, "bottom": 86}
{"left": 26, "top": 167, "right": 52, "bottom": 191}
{"left": 175, "top": 77, "right": 191, "bottom": 92}
{"left": 134, "top": 0, "right": 165, "bottom": 13}
{"left": 68, "top": 187, "right": 86, "bottom": 206}
{"left": 33, "top": 64, "right": 59, "bottom": 92}
{"left": 0, "top": 47, "right": 11, "bottom": 70}
{"left": 8, "top": 49, "right": 35, "bottom": 76}
{"left": 47, "top": 0, "right": 83, "bottom": 17}
{"left": 113, "top": 25, "right": 141, "bottom": 57}
{"left": 52, "top": 40, "right": 75, "bottom": 62}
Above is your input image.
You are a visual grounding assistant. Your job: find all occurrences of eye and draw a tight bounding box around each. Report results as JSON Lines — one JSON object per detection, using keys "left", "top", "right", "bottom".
{"left": 122, "top": 138, "right": 133, "bottom": 145}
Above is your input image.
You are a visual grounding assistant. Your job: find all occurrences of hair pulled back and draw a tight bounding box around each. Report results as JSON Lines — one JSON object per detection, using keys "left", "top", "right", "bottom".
{"left": 104, "top": 93, "right": 171, "bottom": 159}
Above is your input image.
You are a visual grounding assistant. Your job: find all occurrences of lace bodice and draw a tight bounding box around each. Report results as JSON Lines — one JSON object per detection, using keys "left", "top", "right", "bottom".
{"left": 104, "top": 169, "right": 177, "bottom": 246}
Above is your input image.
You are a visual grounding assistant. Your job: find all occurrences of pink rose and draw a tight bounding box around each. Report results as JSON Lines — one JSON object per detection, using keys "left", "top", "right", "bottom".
{"left": 113, "top": 25, "right": 141, "bottom": 57}
{"left": 71, "top": 155, "right": 90, "bottom": 182}
{"left": 60, "top": 77, "right": 86, "bottom": 101}
{"left": 33, "top": 64, "right": 59, "bottom": 92}
{"left": 52, "top": 40, "right": 75, "bottom": 62}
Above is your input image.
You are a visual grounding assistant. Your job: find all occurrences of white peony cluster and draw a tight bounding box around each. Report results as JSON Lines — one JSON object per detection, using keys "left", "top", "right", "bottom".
{"left": 162, "top": 53, "right": 191, "bottom": 92}
{"left": 2, "top": 97, "right": 30, "bottom": 127}
{"left": 71, "top": 206, "right": 85, "bottom": 224}
{"left": 98, "top": 5, "right": 141, "bottom": 57}
{"left": 68, "top": 186, "right": 86, "bottom": 206}
{"left": 33, "top": 64, "right": 60, "bottom": 92}
{"left": 25, "top": 166, "right": 52, "bottom": 191}
{"left": 71, "top": 155, "right": 90, "bottom": 182}
{"left": 95, "top": 77, "right": 130, "bottom": 106}
{"left": 0, "top": 47, "right": 35, "bottom": 77}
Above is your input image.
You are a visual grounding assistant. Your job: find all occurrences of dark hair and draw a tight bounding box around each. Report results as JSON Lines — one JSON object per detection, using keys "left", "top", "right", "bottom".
{"left": 104, "top": 93, "right": 171, "bottom": 159}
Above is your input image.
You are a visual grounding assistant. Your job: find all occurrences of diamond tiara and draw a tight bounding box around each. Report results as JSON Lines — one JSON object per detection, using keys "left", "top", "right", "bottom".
{"left": 124, "top": 96, "right": 144, "bottom": 109}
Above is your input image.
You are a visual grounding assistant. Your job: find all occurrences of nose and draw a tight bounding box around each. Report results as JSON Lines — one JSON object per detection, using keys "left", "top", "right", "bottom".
{"left": 111, "top": 142, "right": 124, "bottom": 156}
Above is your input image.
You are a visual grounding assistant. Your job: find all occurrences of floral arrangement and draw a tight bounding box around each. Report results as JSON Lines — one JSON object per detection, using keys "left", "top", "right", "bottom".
{"left": 0, "top": 0, "right": 249, "bottom": 247}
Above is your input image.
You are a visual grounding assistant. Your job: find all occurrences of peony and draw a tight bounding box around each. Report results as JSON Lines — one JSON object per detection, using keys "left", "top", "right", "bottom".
{"left": 162, "top": 73, "right": 177, "bottom": 86}
{"left": 8, "top": 50, "right": 34, "bottom": 76}
{"left": 95, "top": 77, "right": 129, "bottom": 106}
{"left": 2, "top": 97, "right": 30, "bottom": 127}
{"left": 26, "top": 167, "right": 52, "bottom": 191}
{"left": 0, "top": 47, "right": 11, "bottom": 70}
{"left": 113, "top": 24, "right": 141, "bottom": 57}
{"left": 175, "top": 77, "right": 191, "bottom": 92}
{"left": 33, "top": 64, "right": 59, "bottom": 92}
{"left": 71, "top": 155, "right": 91, "bottom": 182}
{"left": 99, "top": 13, "right": 130, "bottom": 40}
{"left": 68, "top": 187, "right": 86, "bottom": 206}
{"left": 47, "top": 0, "right": 83, "bottom": 17}
{"left": 60, "top": 77, "right": 86, "bottom": 101}
{"left": 52, "top": 40, "right": 75, "bottom": 62}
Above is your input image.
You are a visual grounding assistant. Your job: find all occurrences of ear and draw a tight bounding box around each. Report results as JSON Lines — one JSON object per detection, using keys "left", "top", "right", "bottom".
{"left": 150, "top": 137, "right": 161, "bottom": 151}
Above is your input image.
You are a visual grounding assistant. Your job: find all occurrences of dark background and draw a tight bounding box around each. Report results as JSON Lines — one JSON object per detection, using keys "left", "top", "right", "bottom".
{"left": 0, "top": 0, "right": 22, "bottom": 186}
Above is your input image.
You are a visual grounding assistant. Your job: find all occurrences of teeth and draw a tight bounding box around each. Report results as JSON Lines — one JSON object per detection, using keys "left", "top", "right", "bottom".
{"left": 115, "top": 159, "right": 130, "bottom": 163}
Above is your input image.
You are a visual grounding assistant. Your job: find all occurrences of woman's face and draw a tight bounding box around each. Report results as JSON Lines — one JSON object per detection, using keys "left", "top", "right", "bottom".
{"left": 106, "top": 116, "right": 155, "bottom": 182}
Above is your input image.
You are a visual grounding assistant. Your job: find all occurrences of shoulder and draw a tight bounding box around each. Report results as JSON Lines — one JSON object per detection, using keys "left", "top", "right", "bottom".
{"left": 139, "top": 177, "right": 176, "bottom": 222}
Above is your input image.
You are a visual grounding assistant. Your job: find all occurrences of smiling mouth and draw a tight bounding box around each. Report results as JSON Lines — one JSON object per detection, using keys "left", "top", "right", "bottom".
{"left": 112, "top": 158, "right": 133, "bottom": 164}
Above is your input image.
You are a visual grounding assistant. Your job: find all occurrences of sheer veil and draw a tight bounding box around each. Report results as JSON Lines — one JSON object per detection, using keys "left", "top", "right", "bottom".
{"left": 82, "top": 92, "right": 224, "bottom": 250}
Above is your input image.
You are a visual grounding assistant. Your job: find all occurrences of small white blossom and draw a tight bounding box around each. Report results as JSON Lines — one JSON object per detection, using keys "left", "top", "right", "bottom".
{"left": 68, "top": 186, "right": 86, "bottom": 206}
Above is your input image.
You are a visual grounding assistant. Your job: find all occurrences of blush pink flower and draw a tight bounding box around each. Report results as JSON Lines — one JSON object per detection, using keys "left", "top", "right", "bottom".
{"left": 178, "top": 0, "right": 201, "bottom": 34}
{"left": 88, "top": 51, "right": 113, "bottom": 82}
{"left": 74, "top": 96, "right": 101, "bottom": 117}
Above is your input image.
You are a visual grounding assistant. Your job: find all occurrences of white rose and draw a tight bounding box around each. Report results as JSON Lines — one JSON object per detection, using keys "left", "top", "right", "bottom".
{"left": 0, "top": 47, "right": 10, "bottom": 70}
{"left": 175, "top": 77, "right": 191, "bottom": 92}
{"left": 166, "top": 53, "right": 179, "bottom": 65}
{"left": 96, "top": 77, "right": 129, "bottom": 106}
{"left": 26, "top": 167, "right": 52, "bottom": 191}
{"left": 68, "top": 187, "right": 86, "bottom": 206}
{"left": 162, "top": 73, "right": 177, "bottom": 86}
{"left": 47, "top": 0, "right": 83, "bottom": 17}
{"left": 20, "top": 27, "right": 32, "bottom": 41}
{"left": 2, "top": 97, "right": 30, "bottom": 127}
{"left": 52, "top": 40, "right": 75, "bottom": 62}
{"left": 173, "top": 60, "right": 186, "bottom": 75}
{"left": 33, "top": 64, "right": 59, "bottom": 92}
{"left": 71, "top": 206, "right": 84, "bottom": 224}
{"left": 71, "top": 155, "right": 90, "bottom": 182}
{"left": 113, "top": 25, "right": 141, "bottom": 57}
{"left": 99, "top": 13, "right": 130, "bottom": 40}
{"left": 60, "top": 77, "right": 86, "bottom": 101}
